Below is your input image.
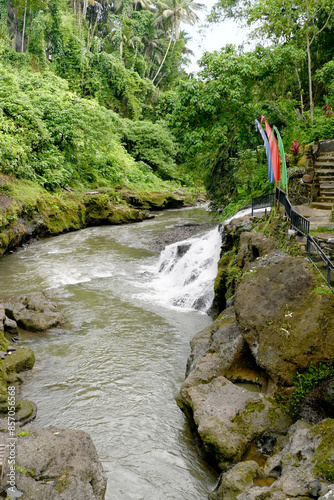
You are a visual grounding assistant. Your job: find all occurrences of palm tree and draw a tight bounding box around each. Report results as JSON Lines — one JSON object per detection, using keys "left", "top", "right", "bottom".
{"left": 114, "top": 0, "right": 151, "bottom": 14}
{"left": 151, "top": 0, "right": 204, "bottom": 83}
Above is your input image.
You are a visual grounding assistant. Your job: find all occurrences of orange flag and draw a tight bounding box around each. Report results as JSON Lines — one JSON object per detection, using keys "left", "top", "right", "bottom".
{"left": 261, "top": 115, "right": 280, "bottom": 183}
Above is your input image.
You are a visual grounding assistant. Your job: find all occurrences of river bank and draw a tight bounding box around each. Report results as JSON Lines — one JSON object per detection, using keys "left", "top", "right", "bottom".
{"left": 177, "top": 210, "right": 334, "bottom": 499}
{"left": 0, "top": 173, "right": 203, "bottom": 257}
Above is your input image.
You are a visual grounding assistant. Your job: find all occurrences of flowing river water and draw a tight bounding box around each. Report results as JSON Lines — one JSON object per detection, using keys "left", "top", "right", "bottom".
{"left": 0, "top": 205, "right": 222, "bottom": 499}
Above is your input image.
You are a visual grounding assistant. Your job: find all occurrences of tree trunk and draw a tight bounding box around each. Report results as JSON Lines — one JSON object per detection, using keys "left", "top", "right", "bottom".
{"left": 88, "top": 13, "right": 99, "bottom": 50}
{"left": 306, "top": 33, "right": 314, "bottom": 122}
{"left": 152, "top": 33, "right": 172, "bottom": 84}
{"left": 306, "top": 6, "right": 314, "bottom": 123}
{"left": 295, "top": 66, "right": 305, "bottom": 119}
{"left": 21, "top": 1, "right": 27, "bottom": 52}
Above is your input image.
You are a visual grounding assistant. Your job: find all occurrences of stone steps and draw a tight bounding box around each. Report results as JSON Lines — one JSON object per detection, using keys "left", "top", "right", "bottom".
{"left": 316, "top": 196, "right": 334, "bottom": 202}
{"left": 310, "top": 202, "right": 333, "bottom": 210}
{"left": 317, "top": 168, "right": 334, "bottom": 177}
{"left": 314, "top": 150, "right": 334, "bottom": 210}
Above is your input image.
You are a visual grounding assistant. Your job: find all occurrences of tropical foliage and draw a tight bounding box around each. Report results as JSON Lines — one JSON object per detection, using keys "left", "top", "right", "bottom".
{"left": 0, "top": 0, "right": 334, "bottom": 212}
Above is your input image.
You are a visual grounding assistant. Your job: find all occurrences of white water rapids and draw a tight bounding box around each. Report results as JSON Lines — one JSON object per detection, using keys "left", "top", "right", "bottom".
{"left": 139, "top": 227, "right": 222, "bottom": 313}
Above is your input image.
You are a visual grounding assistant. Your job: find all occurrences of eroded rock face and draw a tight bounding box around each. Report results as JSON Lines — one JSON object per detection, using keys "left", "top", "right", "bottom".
{"left": 208, "top": 420, "right": 334, "bottom": 500}
{"left": 234, "top": 254, "right": 334, "bottom": 385}
{"left": 0, "top": 427, "right": 107, "bottom": 499}
{"left": 3, "top": 291, "right": 67, "bottom": 332}
{"left": 177, "top": 308, "right": 291, "bottom": 470}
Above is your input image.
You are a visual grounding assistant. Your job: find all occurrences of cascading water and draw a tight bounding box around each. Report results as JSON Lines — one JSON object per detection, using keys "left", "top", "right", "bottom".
{"left": 139, "top": 226, "right": 223, "bottom": 313}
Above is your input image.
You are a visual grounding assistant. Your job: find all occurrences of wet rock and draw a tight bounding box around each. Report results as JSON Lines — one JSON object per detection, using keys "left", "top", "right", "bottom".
{"left": 234, "top": 254, "right": 334, "bottom": 385}
{"left": 3, "top": 291, "right": 66, "bottom": 332}
{"left": 177, "top": 306, "right": 291, "bottom": 469}
{"left": 209, "top": 461, "right": 261, "bottom": 500}
{"left": 152, "top": 223, "right": 216, "bottom": 251}
{"left": 0, "top": 427, "right": 107, "bottom": 499}
{"left": 179, "top": 373, "right": 290, "bottom": 470}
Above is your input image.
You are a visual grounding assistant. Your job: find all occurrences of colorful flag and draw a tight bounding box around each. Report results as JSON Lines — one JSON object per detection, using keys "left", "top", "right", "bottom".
{"left": 261, "top": 115, "right": 280, "bottom": 183}
{"left": 255, "top": 119, "right": 275, "bottom": 183}
{"left": 272, "top": 125, "right": 288, "bottom": 189}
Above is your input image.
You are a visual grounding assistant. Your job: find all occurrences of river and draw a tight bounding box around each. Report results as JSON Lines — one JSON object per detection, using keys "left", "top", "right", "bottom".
{"left": 0, "top": 205, "right": 221, "bottom": 499}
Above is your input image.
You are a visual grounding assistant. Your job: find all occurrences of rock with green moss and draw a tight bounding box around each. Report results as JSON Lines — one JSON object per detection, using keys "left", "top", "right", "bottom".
{"left": 234, "top": 253, "right": 334, "bottom": 386}
{"left": 312, "top": 419, "right": 334, "bottom": 482}
{"left": 209, "top": 460, "right": 261, "bottom": 500}
{"left": 3, "top": 346, "right": 35, "bottom": 374}
{"left": 177, "top": 305, "right": 291, "bottom": 469}
{"left": 0, "top": 426, "right": 107, "bottom": 499}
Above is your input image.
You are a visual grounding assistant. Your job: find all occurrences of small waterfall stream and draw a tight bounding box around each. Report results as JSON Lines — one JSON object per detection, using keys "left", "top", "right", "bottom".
{"left": 0, "top": 206, "right": 222, "bottom": 499}
{"left": 139, "top": 227, "right": 222, "bottom": 312}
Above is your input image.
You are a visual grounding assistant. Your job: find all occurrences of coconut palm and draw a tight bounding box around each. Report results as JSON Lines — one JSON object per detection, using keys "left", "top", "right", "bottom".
{"left": 151, "top": 0, "right": 204, "bottom": 83}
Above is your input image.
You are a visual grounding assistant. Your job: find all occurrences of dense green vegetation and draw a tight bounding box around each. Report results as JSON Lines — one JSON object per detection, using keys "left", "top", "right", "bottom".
{"left": 0, "top": 0, "right": 334, "bottom": 214}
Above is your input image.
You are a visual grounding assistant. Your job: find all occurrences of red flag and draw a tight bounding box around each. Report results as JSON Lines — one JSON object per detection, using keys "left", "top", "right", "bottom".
{"left": 261, "top": 115, "right": 280, "bottom": 183}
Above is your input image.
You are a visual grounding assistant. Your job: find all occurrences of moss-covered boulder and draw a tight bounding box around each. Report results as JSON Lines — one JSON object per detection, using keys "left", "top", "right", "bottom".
{"left": 2, "top": 346, "right": 35, "bottom": 374}
{"left": 234, "top": 254, "right": 334, "bottom": 386}
{"left": 209, "top": 461, "right": 261, "bottom": 500}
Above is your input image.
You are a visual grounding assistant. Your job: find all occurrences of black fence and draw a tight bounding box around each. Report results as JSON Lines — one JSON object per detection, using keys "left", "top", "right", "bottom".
{"left": 307, "top": 236, "right": 334, "bottom": 291}
{"left": 251, "top": 188, "right": 333, "bottom": 292}
{"left": 276, "top": 187, "right": 310, "bottom": 236}
{"left": 251, "top": 193, "right": 275, "bottom": 215}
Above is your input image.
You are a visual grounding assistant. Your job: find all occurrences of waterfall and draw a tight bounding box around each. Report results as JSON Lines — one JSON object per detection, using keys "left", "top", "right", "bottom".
{"left": 142, "top": 227, "right": 223, "bottom": 313}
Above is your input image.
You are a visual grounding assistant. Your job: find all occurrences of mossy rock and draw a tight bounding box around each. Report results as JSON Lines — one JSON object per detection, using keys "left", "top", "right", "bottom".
{"left": 312, "top": 419, "right": 334, "bottom": 482}
{"left": 15, "top": 399, "right": 36, "bottom": 425}
{"left": 0, "top": 330, "right": 9, "bottom": 352}
{"left": 3, "top": 346, "right": 35, "bottom": 374}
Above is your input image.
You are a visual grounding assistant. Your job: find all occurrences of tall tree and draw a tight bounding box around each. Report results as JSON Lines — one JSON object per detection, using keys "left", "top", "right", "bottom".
{"left": 152, "top": 0, "right": 204, "bottom": 83}
{"left": 212, "top": 0, "right": 334, "bottom": 121}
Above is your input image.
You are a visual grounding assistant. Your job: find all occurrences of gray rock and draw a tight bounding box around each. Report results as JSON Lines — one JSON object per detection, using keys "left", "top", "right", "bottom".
{"left": 319, "top": 486, "right": 334, "bottom": 499}
{"left": 4, "top": 316, "right": 18, "bottom": 335}
{"left": 3, "top": 291, "right": 66, "bottom": 332}
{"left": 0, "top": 427, "right": 107, "bottom": 499}
{"left": 308, "top": 479, "right": 322, "bottom": 497}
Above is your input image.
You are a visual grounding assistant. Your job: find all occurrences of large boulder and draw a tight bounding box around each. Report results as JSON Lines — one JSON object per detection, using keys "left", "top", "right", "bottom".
{"left": 0, "top": 427, "right": 107, "bottom": 499}
{"left": 3, "top": 291, "right": 66, "bottom": 332}
{"left": 177, "top": 309, "right": 291, "bottom": 469}
{"left": 234, "top": 253, "right": 334, "bottom": 385}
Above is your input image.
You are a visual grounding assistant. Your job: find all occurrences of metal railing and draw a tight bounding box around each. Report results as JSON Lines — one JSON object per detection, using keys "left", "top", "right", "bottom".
{"left": 307, "top": 235, "right": 334, "bottom": 291}
{"left": 251, "top": 188, "right": 333, "bottom": 291}
{"left": 251, "top": 192, "right": 275, "bottom": 215}
{"left": 276, "top": 187, "right": 310, "bottom": 236}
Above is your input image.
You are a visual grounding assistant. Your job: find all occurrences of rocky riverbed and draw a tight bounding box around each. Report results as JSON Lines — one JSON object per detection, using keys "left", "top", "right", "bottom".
{"left": 0, "top": 292, "right": 107, "bottom": 499}
{"left": 177, "top": 213, "right": 334, "bottom": 500}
